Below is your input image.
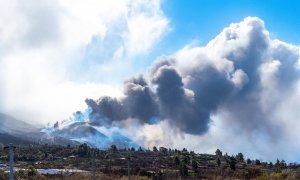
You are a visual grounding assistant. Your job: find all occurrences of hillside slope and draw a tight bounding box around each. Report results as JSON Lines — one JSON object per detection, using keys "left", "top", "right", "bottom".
{"left": 0, "top": 133, "right": 33, "bottom": 145}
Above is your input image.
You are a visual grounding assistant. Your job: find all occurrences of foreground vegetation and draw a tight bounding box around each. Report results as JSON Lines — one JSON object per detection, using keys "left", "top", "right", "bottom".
{"left": 0, "top": 143, "right": 299, "bottom": 179}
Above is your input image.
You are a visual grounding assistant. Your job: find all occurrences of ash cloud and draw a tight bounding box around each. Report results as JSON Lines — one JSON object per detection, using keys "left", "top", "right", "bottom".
{"left": 123, "top": 75, "right": 159, "bottom": 123}
{"left": 83, "top": 17, "right": 300, "bottom": 138}
{"left": 85, "top": 62, "right": 232, "bottom": 135}
{"left": 85, "top": 75, "right": 159, "bottom": 126}
{"left": 151, "top": 65, "right": 212, "bottom": 134}
{"left": 58, "top": 17, "right": 300, "bottom": 161}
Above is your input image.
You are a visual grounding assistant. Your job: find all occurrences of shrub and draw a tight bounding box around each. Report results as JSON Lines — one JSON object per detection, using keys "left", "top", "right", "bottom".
{"left": 270, "top": 172, "right": 288, "bottom": 179}
{"left": 15, "top": 169, "right": 27, "bottom": 178}
{"left": 27, "top": 165, "right": 38, "bottom": 176}
{"left": 245, "top": 168, "right": 263, "bottom": 178}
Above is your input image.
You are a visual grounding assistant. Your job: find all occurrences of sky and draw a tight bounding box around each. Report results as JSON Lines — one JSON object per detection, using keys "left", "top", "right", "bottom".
{"left": 1, "top": 0, "right": 300, "bottom": 162}
{"left": 127, "top": 0, "right": 300, "bottom": 76}
{"left": 158, "top": 1, "right": 300, "bottom": 68}
{"left": 162, "top": 0, "right": 300, "bottom": 45}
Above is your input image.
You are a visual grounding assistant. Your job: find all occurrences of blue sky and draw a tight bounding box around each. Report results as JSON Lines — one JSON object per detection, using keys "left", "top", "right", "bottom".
{"left": 159, "top": 0, "right": 300, "bottom": 52}
{"left": 130, "top": 0, "right": 300, "bottom": 76}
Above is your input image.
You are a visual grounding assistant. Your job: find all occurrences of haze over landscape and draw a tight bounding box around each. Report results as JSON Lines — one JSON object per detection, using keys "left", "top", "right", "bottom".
{"left": 1, "top": 0, "right": 300, "bottom": 164}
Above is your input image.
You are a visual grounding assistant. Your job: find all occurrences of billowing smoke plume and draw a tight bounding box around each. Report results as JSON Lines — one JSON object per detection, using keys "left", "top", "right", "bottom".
{"left": 84, "top": 63, "right": 220, "bottom": 135}
{"left": 84, "top": 17, "right": 300, "bottom": 137}
{"left": 85, "top": 75, "right": 159, "bottom": 125}
{"left": 48, "top": 17, "right": 300, "bottom": 161}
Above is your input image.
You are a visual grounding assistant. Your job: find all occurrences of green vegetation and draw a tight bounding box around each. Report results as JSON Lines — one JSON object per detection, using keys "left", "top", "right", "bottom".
{"left": 0, "top": 144, "right": 299, "bottom": 179}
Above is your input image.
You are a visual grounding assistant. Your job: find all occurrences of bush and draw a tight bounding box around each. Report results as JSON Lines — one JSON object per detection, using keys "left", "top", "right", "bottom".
{"left": 244, "top": 168, "right": 263, "bottom": 178}
{"left": 257, "top": 172, "right": 288, "bottom": 180}
{"left": 270, "top": 172, "right": 288, "bottom": 179}
{"left": 27, "top": 165, "right": 38, "bottom": 176}
{"left": 0, "top": 169, "right": 8, "bottom": 179}
{"left": 15, "top": 169, "right": 27, "bottom": 178}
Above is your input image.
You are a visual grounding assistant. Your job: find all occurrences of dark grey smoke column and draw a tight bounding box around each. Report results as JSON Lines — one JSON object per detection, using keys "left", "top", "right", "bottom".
{"left": 151, "top": 64, "right": 214, "bottom": 134}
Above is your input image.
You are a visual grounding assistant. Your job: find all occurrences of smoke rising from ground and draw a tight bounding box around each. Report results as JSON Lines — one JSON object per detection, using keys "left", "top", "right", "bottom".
{"left": 62, "top": 17, "right": 300, "bottom": 162}
{"left": 85, "top": 17, "right": 300, "bottom": 134}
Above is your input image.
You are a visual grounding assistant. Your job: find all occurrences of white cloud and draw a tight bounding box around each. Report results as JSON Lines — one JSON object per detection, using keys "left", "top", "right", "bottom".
{"left": 124, "top": 1, "right": 169, "bottom": 56}
{"left": 0, "top": 0, "right": 169, "bottom": 125}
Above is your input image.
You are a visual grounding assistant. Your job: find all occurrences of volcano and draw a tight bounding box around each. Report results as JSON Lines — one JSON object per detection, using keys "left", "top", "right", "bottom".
{"left": 42, "top": 108, "right": 140, "bottom": 149}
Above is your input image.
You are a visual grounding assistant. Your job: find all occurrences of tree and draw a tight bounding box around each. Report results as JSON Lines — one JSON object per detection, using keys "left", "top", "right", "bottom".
{"left": 229, "top": 156, "right": 237, "bottom": 170}
{"left": 179, "top": 161, "right": 188, "bottom": 177}
{"left": 247, "top": 158, "right": 252, "bottom": 164}
{"left": 280, "top": 160, "right": 286, "bottom": 168}
{"left": 236, "top": 152, "right": 244, "bottom": 162}
{"left": 217, "top": 158, "right": 221, "bottom": 167}
{"left": 255, "top": 159, "right": 261, "bottom": 165}
{"left": 78, "top": 143, "right": 89, "bottom": 157}
{"left": 269, "top": 162, "right": 273, "bottom": 167}
{"left": 174, "top": 156, "right": 180, "bottom": 166}
{"left": 192, "top": 160, "right": 198, "bottom": 172}
{"left": 215, "top": 149, "right": 222, "bottom": 157}
{"left": 110, "top": 145, "right": 117, "bottom": 152}
{"left": 159, "top": 147, "right": 168, "bottom": 154}
{"left": 275, "top": 158, "right": 280, "bottom": 167}
{"left": 183, "top": 155, "right": 189, "bottom": 164}
{"left": 138, "top": 146, "right": 143, "bottom": 152}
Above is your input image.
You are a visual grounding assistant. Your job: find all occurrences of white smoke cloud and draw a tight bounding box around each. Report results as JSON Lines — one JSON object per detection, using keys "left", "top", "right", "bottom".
{"left": 130, "top": 17, "right": 300, "bottom": 162}
{"left": 0, "top": 0, "right": 168, "bottom": 125}
{"left": 39, "top": 16, "right": 300, "bottom": 162}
